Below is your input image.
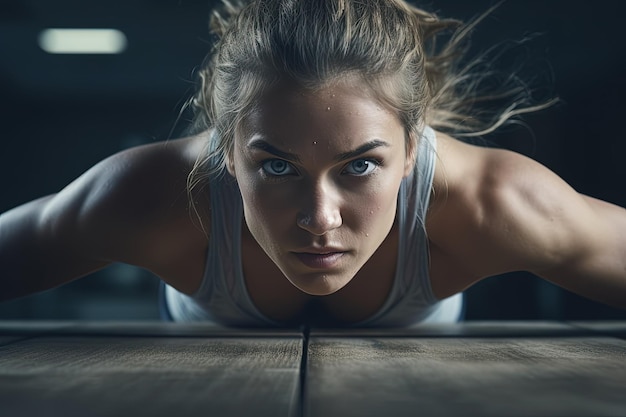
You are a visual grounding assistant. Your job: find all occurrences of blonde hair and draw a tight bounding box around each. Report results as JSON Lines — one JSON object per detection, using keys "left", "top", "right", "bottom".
{"left": 186, "top": 0, "right": 553, "bottom": 192}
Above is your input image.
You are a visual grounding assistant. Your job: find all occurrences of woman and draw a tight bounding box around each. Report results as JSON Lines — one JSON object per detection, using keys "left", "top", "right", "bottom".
{"left": 1, "top": 0, "right": 624, "bottom": 327}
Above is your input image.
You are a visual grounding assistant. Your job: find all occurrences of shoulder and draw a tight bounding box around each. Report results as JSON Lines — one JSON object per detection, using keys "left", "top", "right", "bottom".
{"left": 61, "top": 134, "right": 209, "bottom": 231}
{"left": 426, "top": 131, "right": 607, "bottom": 292}
{"left": 41, "top": 133, "right": 212, "bottom": 291}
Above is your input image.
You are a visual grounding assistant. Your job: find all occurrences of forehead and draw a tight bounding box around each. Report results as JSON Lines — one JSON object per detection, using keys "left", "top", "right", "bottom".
{"left": 238, "top": 78, "right": 405, "bottom": 147}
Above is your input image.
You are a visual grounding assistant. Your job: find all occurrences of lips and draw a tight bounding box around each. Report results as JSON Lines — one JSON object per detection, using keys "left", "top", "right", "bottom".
{"left": 292, "top": 251, "right": 346, "bottom": 269}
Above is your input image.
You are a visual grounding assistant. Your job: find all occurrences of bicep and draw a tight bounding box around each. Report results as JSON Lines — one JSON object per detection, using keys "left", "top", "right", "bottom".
{"left": 0, "top": 191, "right": 111, "bottom": 300}
{"left": 531, "top": 195, "right": 626, "bottom": 308}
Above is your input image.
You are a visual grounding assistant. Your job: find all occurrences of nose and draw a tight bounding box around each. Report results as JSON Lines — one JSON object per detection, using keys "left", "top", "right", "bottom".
{"left": 296, "top": 182, "right": 342, "bottom": 235}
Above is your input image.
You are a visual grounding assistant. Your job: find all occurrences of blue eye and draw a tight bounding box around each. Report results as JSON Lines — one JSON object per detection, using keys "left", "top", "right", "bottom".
{"left": 262, "top": 159, "right": 294, "bottom": 176}
{"left": 344, "top": 159, "right": 378, "bottom": 176}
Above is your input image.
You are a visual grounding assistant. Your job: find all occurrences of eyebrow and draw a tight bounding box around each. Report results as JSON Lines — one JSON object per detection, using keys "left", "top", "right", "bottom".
{"left": 246, "top": 138, "right": 390, "bottom": 163}
{"left": 247, "top": 139, "right": 301, "bottom": 163}
{"left": 333, "top": 140, "right": 390, "bottom": 162}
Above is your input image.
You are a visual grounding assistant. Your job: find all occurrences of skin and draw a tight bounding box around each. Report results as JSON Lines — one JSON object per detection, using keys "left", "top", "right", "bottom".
{"left": 0, "top": 77, "right": 625, "bottom": 325}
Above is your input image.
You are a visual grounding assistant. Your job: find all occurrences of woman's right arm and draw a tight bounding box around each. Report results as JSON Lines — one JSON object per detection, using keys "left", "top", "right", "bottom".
{"left": 0, "top": 137, "right": 210, "bottom": 301}
{"left": 0, "top": 192, "right": 111, "bottom": 301}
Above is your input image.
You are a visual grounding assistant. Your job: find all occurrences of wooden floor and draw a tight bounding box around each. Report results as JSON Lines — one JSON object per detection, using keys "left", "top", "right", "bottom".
{"left": 1, "top": 321, "right": 625, "bottom": 417}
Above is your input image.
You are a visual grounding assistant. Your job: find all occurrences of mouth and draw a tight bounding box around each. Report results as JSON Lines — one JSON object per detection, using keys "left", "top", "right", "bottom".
{"left": 292, "top": 251, "right": 346, "bottom": 269}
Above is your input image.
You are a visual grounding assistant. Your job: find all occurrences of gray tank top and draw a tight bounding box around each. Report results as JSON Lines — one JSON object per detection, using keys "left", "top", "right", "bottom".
{"left": 165, "top": 127, "right": 463, "bottom": 326}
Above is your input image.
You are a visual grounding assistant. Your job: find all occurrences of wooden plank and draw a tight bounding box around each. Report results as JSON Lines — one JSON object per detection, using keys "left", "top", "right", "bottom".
{"left": 305, "top": 336, "right": 626, "bottom": 417}
{"left": 0, "top": 335, "right": 303, "bottom": 417}
{"left": 311, "top": 321, "right": 588, "bottom": 338}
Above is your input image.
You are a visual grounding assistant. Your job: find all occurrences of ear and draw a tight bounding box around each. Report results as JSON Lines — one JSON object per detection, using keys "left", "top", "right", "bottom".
{"left": 225, "top": 150, "right": 237, "bottom": 178}
{"left": 403, "top": 131, "right": 418, "bottom": 177}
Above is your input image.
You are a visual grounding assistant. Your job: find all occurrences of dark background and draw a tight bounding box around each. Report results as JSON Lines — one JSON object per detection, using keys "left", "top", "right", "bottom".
{"left": 0, "top": 0, "right": 624, "bottom": 321}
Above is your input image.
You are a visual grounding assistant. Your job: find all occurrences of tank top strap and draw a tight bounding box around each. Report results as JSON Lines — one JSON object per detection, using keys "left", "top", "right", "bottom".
{"left": 354, "top": 126, "right": 440, "bottom": 326}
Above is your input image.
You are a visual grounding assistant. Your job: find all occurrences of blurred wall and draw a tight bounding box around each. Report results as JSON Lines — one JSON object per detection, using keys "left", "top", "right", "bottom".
{"left": 0, "top": 0, "right": 624, "bottom": 320}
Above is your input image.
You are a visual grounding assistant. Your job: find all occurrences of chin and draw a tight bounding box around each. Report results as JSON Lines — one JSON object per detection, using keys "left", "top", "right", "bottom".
{"left": 288, "top": 274, "right": 349, "bottom": 296}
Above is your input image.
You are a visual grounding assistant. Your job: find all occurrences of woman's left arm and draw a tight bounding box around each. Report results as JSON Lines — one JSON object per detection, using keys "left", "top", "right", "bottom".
{"left": 430, "top": 136, "right": 626, "bottom": 309}
{"left": 531, "top": 193, "right": 626, "bottom": 309}
{"left": 475, "top": 148, "right": 626, "bottom": 309}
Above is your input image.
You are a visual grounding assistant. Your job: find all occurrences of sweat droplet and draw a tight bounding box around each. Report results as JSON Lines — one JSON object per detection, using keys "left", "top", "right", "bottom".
{"left": 312, "top": 141, "right": 317, "bottom": 145}
{"left": 365, "top": 233, "right": 369, "bottom": 237}
{"left": 326, "top": 107, "right": 331, "bottom": 111}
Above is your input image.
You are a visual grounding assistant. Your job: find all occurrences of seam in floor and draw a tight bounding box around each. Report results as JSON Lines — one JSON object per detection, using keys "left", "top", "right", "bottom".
{"left": 295, "top": 325, "right": 310, "bottom": 417}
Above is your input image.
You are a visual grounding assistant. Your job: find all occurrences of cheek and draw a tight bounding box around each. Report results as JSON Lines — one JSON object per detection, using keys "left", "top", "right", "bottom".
{"left": 347, "top": 175, "right": 402, "bottom": 232}
{"left": 241, "top": 179, "right": 290, "bottom": 213}
{"left": 238, "top": 175, "right": 294, "bottom": 232}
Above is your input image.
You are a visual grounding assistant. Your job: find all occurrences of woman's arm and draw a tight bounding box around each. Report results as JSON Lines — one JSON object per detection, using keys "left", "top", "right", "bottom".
{"left": 428, "top": 133, "right": 626, "bottom": 308}
{"left": 532, "top": 194, "right": 626, "bottom": 308}
{"left": 0, "top": 137, "right": 209, "bottom": 301}
{"left": 0, "top": 194, "right": 110, "bottom": 301}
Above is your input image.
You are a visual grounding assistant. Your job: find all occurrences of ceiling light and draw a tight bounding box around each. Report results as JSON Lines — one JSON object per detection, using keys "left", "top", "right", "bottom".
{"left": 38, "top": 28, "right": 127, "bottom": 54}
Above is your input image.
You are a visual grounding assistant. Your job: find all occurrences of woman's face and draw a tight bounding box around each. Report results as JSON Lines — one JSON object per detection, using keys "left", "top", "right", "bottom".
{"left": 229, "top": 79, "right": 414, "bottom": 296}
